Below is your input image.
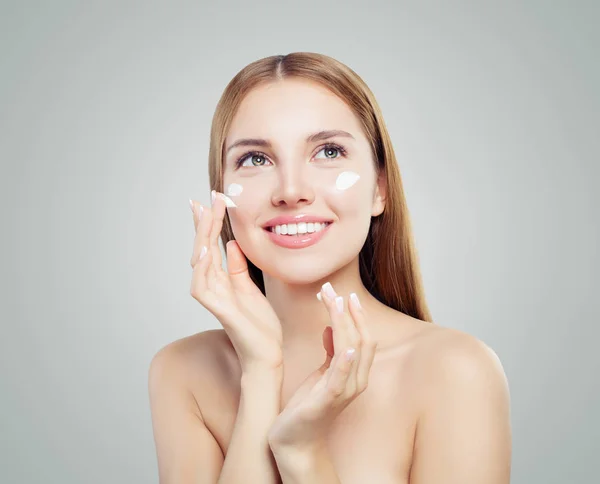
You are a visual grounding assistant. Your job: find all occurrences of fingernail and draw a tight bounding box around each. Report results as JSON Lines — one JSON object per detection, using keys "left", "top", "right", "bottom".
{"left": 221, "top": 193, "right": 237, "bottom": 208}
{"left": 211, "top": 190, "right": 216, "bottom": 204}
{"left": 322, "top": 282, "right": 336, "bottom": 299}
{"left": 350, "top": 292, "right": 361, "bottom": 309}
{"left": 335, "top": 296, "right": 344, "bottom": 313}
{"left": 199, "top": 246, "right": 207, "bottom": 259}
{"left": 189, "top": 199, "right": 194, "bottom": 212}
{"left": 316, "top": 291, "right": 322, "bottom": 301}
{"left": 345, "top": 348, "right": 356, "bottom": 362}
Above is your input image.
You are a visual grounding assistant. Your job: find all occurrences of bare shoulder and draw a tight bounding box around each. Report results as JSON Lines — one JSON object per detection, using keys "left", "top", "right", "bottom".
{"left": 392, "top": 320, "right": 512, "bottom": 481}
{"left": 149, "top": 329, "right": 237, "bottom": 406}
{"left": 374, "top": 311, "right": 509, "bottom": 399}
{"left": 150, "top": 329, "right": 232, "bottom": 371}
{"left": 398, "top": 320, "right": 510, "bottom": 411}
{"left": 411, "top": 323, "right": 508, "bottom": 382}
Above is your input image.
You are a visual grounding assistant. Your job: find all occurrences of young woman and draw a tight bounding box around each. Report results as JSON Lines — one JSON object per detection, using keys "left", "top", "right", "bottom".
{"left": 149, "top": 52, "right": 512, "bottom": 483}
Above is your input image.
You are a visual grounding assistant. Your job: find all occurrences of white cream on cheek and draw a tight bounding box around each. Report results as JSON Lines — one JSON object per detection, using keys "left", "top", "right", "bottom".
{"left": 220, "top": 183, "right": 242, "bottom": 208}
{"left": 226, "top": 183, "right": 243, "bottom": 196}
{"left": 335, "top": 171, "right": 360, "bottom": 191}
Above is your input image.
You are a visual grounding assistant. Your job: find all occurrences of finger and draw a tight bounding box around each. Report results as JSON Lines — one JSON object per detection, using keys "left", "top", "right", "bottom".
{"left": 189, "top": 201, "right": 204, "bottom": 266}
{"left": 318, "top": 285, "right": 362, "bottom": 397}
{"left": 189, "top": 199, "right": 202, "bottom": 232}
{"left": 209, "top": 190, "right": 227, "bottom": 272}
{"left": 332, "top": 296, "right": 361, "bottom": 395}
{"left": 318, "top": 283, "right": 347, "bottom": 354}
{"left": 315, "top": 344, "right": 334, "bottom": 379}
{"left": 324, "top": 345, "right": 356, "bottom": 400}
{"left": 190, "top": 243, "right": 214, "bottom": 302}
{"left": 349, "top": 292, "right": 377, "bottom": 392}
{"left": 225, "top": 239, "right": 257, "bottom": 294}
{"left": 319, "top": 283, "right": 361, "bottom": 359}
{"left": 190, "top": 201, "right": 213, "bottom": 267}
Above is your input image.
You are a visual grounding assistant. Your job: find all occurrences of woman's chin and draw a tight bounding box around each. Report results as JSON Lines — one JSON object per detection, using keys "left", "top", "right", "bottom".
{"left": 257, "top": 261, "right": 340, "bottom": 286}
{"left": 260, "top": 254, "right": 363, "bottom": 287}
{"left": 239, "top": 236, "right": 362, "bottom": 286}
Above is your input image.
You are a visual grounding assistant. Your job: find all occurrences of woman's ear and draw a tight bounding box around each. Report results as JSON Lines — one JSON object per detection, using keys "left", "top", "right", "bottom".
{"left": 371, "top": 171, "right": 387, "bottom": 217}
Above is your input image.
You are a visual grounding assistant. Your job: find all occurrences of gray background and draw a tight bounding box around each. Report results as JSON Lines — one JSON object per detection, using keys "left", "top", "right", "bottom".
{"left": 1, "top": 1, "right": 598, "bottom": 482}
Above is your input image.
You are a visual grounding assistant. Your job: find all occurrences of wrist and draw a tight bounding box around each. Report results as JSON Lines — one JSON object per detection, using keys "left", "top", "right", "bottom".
{"left": 241, "top": 357, "right": 283, "bottom": 376}
{"left": 241, "top": 367, "right": 283, "bottom": 390}
{"left": 270, "top": 437, "right": 326, "bottom": 457}
{"left": 270, "top": 439, "right": 329, "bottom": 475}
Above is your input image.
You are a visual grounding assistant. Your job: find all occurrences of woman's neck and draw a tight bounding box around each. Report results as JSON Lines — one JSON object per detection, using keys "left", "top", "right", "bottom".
{"left": 263, "top": 257, "right": 379, "bottom": 350}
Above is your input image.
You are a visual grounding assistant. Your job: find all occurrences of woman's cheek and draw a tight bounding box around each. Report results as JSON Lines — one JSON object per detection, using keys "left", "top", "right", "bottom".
{"left": 223, "top": 179, "right": 265, "bottom": 236}
{"left": 323, "top": 170, "right": 367, "bottom": 215}
{"left": 225, "top": 182, "right": 244, "bottom": 198}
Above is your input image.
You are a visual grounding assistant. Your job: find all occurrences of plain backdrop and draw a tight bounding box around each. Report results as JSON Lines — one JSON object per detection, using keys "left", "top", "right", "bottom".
{"left": 1, "top": 1, "right": 598, "bottom": 483}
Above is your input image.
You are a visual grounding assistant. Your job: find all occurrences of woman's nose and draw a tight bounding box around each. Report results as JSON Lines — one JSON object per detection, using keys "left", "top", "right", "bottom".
{"left": 270, "top": 167, "right": 315, "bottom": 208}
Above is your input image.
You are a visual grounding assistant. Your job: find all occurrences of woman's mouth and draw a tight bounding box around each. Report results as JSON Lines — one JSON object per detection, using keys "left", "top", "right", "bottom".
{"left": 264, "top": 222, "right": 332, "bottom": 249}
{"left": 269, "top": 222, "right": 331, "bottom": 236}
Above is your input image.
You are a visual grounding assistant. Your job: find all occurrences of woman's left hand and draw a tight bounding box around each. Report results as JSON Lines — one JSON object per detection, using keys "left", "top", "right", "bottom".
{"left": 267, "top": 283, "right": 378, "bottom": 451}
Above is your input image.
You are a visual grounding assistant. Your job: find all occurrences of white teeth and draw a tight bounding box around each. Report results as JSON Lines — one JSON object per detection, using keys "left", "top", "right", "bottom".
{"left": 271, "top": 222, "right": 330, "bottom": 235}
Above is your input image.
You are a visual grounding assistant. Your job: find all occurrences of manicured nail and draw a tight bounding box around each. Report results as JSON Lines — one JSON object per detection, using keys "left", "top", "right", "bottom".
{"left": 345, "top": 348, "right": 356, "bottom": 362}
{"left": 322, "top": 282, "right": 336, "bottom": 299}
{"left": 350, "top": 292, "right": 361, "bottom": 309}
{"left": 189, "top": 199, "right": 194, "bottom": 212}
{"left": 335, "top": 296, "right": 344, "bottom": 313}
{"left": 316, "top": 291, "right": 322, "bottom": 301}
{"left": 199, "top": 246, "right": 207, "bottom": 259}
{"left": 221, "top": 193, "right": 237, "bottom": 208}
{"left": 211, "top": 190, "right": 216, "bottom": 204}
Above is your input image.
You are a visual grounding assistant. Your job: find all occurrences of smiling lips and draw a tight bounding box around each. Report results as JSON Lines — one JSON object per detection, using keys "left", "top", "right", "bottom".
{"left": 262, "top": 215, "right": 333, "bottom": 249}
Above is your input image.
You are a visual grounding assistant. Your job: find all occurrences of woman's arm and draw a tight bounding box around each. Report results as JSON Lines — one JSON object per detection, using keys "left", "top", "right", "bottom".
{"left": 149, "top": 345, "right": 225, "bottom": 484}
{"left": 149, "top": 343, "right": 284, "bottom": 484}
{"left": 217, "top": 369, "right": 283, "bottom": 484}
{"left": 409, "top": 331, "right": 512, "bottom": 483}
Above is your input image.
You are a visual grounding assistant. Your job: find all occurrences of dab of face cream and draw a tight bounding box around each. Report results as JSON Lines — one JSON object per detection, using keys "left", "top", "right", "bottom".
{"left": 335, "top": 171, "right": 360, "bottom": 191}
{"left": 219, "top": 183, "right": 242, "bottom": 208}
{"left": 226, "top": 183, "right": 243, "bottom": 197}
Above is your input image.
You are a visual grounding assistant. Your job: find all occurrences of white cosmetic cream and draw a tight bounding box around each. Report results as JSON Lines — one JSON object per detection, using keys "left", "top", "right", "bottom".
{"left": 219, "top": 183, "right": 242, "bottom": 207}
{"left": 226, "top": 183, "right": 243, "bottom": 197}
{"left": 335, "top": 171, "right": 360, "bottom": 191}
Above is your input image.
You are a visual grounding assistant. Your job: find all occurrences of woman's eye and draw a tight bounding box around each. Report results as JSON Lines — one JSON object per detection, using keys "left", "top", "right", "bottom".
{"left": 239, "top": 153, "right": 271, "bottom": 167}
{"left": 315, "top": 145, "right": 344, "bottom": 160}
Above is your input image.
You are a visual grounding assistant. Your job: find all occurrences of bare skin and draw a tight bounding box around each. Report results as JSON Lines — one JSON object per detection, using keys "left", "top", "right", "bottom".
{"left": 156, "top": 297, "right": 510, "bottom": 483}
{"left": 172, "top": 310, "right": 425, "bottom": 482}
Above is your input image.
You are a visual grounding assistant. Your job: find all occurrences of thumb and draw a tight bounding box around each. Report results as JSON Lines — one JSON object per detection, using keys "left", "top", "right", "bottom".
{"left": 226, "top": 240, "right": 255, "bottom": 290}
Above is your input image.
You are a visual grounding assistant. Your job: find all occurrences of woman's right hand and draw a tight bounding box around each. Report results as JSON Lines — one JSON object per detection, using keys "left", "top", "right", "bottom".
{"left": 189, "top": 191, "right": 284, "bottom": 374}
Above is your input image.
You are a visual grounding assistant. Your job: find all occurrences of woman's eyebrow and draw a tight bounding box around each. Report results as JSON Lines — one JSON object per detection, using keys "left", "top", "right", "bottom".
{"left": 225, "top": 129, "right": 355, "bottom": 155}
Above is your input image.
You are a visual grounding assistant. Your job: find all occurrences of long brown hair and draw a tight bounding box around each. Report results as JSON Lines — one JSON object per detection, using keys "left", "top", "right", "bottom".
{"left": 207, "top": 52, "right": 432, "bottom": 323}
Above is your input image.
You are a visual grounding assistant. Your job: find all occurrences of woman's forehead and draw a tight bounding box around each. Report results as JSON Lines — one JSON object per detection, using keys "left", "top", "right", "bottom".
{"left": 227, "top": 80, "right": 362, "bottom": 141}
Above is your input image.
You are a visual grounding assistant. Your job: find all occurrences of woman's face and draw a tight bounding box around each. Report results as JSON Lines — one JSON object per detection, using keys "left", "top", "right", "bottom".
{"left": 222, "top": 78, "right": 385, "bottom": 284}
